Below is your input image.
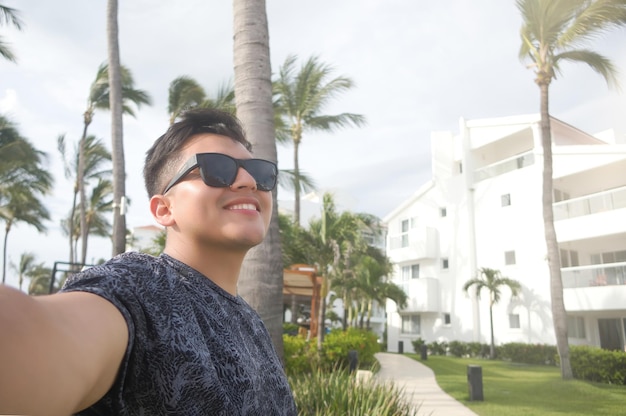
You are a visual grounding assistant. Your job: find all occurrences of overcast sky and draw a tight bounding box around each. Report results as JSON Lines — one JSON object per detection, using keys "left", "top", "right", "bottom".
{"left": 2, "top": 0, "right": 626, "bottom": 287}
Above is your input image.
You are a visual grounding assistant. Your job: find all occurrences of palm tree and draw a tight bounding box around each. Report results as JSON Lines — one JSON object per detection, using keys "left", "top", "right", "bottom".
{"left": 0, "top": 4, "right": 23, "bottom": 62}
{"left": 168, "top": 76, "right": 207, "bottom": 124}
{"left": 27, "top": 263, "right": 53, "bottom": 295}
{"left": 463, "top": 267, "right": 521, "bottom": 359}
{"left": 232, "top": 0, "right": 285, "bottom": 357}
{"left": 517, "top": 0, "right": 626, "bottom": 379}
{"left": 10, "top": 252, "right": 36, "bottom": 291}
{"left": 58, "top": 134, "right": 111, "bottom": 265}
{"left": 1, "top": 186, "right": 51, "bottom": 284}
{"left": 273, "top": 54, "right": 366, "bottom": 225}
{"left": 0, "top": 116, "right": 52, "bottom": 284}
{"left": 77, "top": 61, "right": 150, "bottom": 260}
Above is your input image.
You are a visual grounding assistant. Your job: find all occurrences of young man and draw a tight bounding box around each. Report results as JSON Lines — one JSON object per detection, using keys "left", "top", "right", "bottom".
{"left": 0, "top": 108, "right": 297, "bottom": 415}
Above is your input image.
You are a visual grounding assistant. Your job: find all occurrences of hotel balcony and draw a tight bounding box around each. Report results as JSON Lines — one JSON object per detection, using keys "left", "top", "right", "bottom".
{"left": 563, "top": 263, "right": 626, "bottom": 312}
{"left": 554, "top": 186, "right": 626, "bottom": 242}
{"left": 388, "top": 226, "right": 438, "bottom": 261}
{"left": 397, "top": 277, "right": 440, "bottom": 313}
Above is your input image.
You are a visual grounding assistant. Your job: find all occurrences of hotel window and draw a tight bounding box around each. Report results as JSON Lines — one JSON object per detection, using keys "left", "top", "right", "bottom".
{"left": 442, "top": 258, "right": 449, "bottom": 269}
{"left": 505, "top": 251, "right": 516, "bottom": 265}
{"left": 440, "top": 207, "right": 447, "bottom": 217}
{"left": 509, "top": 314, "right": 521, "bottom": 329}
{"left": 401, "top": 315, "right": 421, "bottom": 334}
{"left": 501, "top": 193, "right": 511, "bottom": 207}
{"left": 402, "top": 264, "right": 420, "bottom": 280}
{"left": 443, "top": 313, "right": 451, "bottom": 325}
{"left": 567, "top": 316, "right": 586, "bottom": 339}
{"left": 400, "top": 219, "right": 409, "bottom": 247}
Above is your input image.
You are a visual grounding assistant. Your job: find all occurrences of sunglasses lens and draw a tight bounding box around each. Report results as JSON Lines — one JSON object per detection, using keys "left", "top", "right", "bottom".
{"left": 198, "top": 154, "right": 277, "bottom": 191}
{"left": 243, "top": 159, "right": 277, "bottom": 191}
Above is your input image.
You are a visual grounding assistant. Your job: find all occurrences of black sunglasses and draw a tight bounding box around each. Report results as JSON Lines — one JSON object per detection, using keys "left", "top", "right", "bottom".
{"left": 162, "top": 153, "right": 277, "bottom": 194}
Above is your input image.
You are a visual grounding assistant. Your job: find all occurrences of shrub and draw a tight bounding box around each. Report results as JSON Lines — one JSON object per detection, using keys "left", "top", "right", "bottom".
{"left": 569, "top": 345, "right": 626, "bottom": 385}
{"left": 289, "top": 368, "right": 418, "bottom": 416}
{"left": 428, "top": 340, "right": 448, "bottom": 356}
{"left": 411, "top": 337, "right": 425, "bottom": 353}
{"left": 499, "top": 343, "right": 558, "bottom": 365}
{"left": 321, "top": 328, "right": 381, "bottom": 371}
{"left": 448, "top": 340, "right": 469, "bottom": 357}
{"left": 283, "top": 334, "right": 315, "bottom": 376}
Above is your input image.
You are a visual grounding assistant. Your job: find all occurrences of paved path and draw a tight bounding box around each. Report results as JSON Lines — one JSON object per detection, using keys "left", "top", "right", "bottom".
{"left": 375, "top": 352, "right": 479, "bottom": 416}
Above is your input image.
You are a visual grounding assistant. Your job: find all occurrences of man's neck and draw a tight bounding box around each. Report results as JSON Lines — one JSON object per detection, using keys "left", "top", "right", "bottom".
{"left": 163, "top": 244, "right": 246, "bottom": 296}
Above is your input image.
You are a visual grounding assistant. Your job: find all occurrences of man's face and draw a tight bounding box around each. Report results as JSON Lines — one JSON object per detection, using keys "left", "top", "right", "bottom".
{"left": 161, "top": 133, "right": 273, "bottom": 251}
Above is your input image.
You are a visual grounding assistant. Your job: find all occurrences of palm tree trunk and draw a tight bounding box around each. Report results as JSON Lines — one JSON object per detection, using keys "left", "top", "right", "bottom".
{"left": 293, "top": 139, "right": 301, "bottom": 225}
{"left": 78, "top": 121, "right": 89, "bottom": 266}
{"left": 539, "top": 81, "right": 572, "bottom": 380}
{"left": 2, "top": 222, "right": 10, "bottom": 284}
{"left": 232, "top": 0, "right": 285, "bottom": 359}
{"left": 489, "top": 302, "right": 495, "bottom": 359}
{"left": 107, "top": 0, "right": 126, "bottom": 256}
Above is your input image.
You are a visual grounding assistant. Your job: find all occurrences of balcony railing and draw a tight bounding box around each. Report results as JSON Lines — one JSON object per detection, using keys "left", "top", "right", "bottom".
{"left": 562, "top": 262, "right": 626, "bottom": 288}
{"left": 474, "top": 151, "right": 535, "bottom": 182}
{"left": 554, "top": 186, "right": 626, "bottom": 221}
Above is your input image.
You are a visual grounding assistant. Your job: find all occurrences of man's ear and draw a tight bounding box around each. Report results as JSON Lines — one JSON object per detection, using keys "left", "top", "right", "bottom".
{"left": 150, "top": 195, "right": 176, "bottom": 227}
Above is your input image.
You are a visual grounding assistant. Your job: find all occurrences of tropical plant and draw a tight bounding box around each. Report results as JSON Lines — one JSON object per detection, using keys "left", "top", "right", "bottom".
{"left": 10, "top": 252, "right": 36, "bottom": 291}
{"left": 232, "top": 0, "right": 285, "bottom": 357}
{"left": 273, "top": 54, "right": 366, "bottom": 225}
{"left": 58, "top": 134, "right": 111, "bottom": 266}
{"left": 108, "top": 0, "right": 133, "bottom": 256}
{"left": 168, "top": 76, "right": 207, "bottom": 124}
{"left": 27, "top": 263, "right": 54, "bottom": 295}
{"left": 516, "top": 0, "right": 626, "bottom": 379}
{"left": 0, "top": 115, "right": 53, "bottom": 284}
{"left": 77, "top": 60, "right": 150, "bottom": 259}
{"left": 463, "top": 267, "right": 521, "bottom": 359}
{"left": 0, "top": 4, "right": 23, "bottom": 62}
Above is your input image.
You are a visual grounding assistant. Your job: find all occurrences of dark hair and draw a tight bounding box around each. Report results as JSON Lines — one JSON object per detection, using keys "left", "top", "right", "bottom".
{"left": 143, "top": 108, "right": 251, "bottom": 197}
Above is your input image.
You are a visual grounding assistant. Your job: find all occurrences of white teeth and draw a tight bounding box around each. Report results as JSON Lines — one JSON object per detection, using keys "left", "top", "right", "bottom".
{"left": 229, "top": 203, "right": 257, "bottom": 211}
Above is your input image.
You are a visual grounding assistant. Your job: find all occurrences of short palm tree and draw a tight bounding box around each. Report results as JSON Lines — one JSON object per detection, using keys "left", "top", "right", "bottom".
{"left": 10, "top": 252, "right": 37, "bottom": 291}
{"left": 58, "top": 134, "right": 111, "bottom": 266}
{"left": 0, "top": 4, "right": 23, "bottom": 62}
{"left": 463, "top": 267, "right": 521, "bottom": 359}
{"left": 273, "top": 55, "right": 366, "bottom": 225}
{"left": 517, "top": 0, "right": 626, "bottom": 379}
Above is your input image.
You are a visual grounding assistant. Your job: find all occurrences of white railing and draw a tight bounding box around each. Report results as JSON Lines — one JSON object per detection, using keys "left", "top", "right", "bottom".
{"left": 562, "top": 262, "right": 626, "bottom": 288}
{"left": 554, "top": 186, "right": 626, "bottom": 221}
{"left": 474, "top": 151, "right": 535, "bottom": 182}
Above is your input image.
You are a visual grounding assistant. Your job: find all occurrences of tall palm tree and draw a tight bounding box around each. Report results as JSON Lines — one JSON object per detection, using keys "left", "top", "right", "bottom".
{"left": 0, "top": 4, "right": 22, "bottom": 62}
{"left": 463, "top": 267, "right": 521, "bottom": 359}
{"left": 58, "top": 134, "right": 111, "bottom": 265}
{"left": 273, "top": 55, "right": 366, "bottom": 225}
{"left": 168, "top": 76, "right": 207, "bottom": 124}
{"left": 517, "top": 0, "right": 626, "bottom": 379}
{"left": 78, "top": 61, "right": 150, "bottom": 259}
{"left": 232, "top": 0, "right": 285, "bottom": 357}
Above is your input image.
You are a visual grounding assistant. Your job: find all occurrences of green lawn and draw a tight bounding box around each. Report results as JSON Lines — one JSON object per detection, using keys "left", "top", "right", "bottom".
{"left": 406, "top": 354, "right": 626, "bottom": 416}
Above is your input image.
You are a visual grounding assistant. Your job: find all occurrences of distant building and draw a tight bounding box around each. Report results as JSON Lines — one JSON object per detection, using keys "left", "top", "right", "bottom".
{"left": 384, "top": 114, "right": 626, "bottom": 353}
{"left": 129, "top": 225, "right": 164, "bottom": 253}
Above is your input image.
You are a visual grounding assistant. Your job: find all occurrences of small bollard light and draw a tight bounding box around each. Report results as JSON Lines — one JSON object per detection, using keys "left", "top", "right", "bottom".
{"left": 467, "top": 365, "right": 484, "bottom": 401}
{"left": 348, "top": 350, "right": 358, "bottom": 373}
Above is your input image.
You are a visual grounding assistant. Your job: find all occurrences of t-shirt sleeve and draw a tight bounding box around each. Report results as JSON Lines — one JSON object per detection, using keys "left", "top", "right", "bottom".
{"left": 60, "top": 259, "right": 142, "bottom": 407}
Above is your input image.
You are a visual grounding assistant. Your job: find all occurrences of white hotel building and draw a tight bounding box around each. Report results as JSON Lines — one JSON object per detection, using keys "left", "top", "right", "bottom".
{"left": 384, "top": 114, "right": 626, "bottom": 353}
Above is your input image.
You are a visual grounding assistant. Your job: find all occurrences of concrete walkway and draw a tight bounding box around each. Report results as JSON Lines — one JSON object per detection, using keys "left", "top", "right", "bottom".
{"left": 375, "top": 352, "right": 479, "bottom": 416}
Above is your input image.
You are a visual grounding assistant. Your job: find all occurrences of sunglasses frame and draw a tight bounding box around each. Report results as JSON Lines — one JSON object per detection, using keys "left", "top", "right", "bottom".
{"left": 162, "top": 153, "right": 277, "bottom": 194}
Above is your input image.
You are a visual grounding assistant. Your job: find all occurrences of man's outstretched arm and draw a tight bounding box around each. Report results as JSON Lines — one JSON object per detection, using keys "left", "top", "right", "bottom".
{"left": 0, "top": 285, "right": 128, "bottom": 416}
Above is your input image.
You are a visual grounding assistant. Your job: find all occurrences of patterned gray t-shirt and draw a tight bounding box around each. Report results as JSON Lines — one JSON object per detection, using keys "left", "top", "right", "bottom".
{"left": 61, "top": 252, "right": 297, "bottom": 416}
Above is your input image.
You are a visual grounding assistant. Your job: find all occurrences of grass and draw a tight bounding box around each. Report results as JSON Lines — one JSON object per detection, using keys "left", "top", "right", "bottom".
{"left": 406, "top": 354, "right": 626, "bottom": 416}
